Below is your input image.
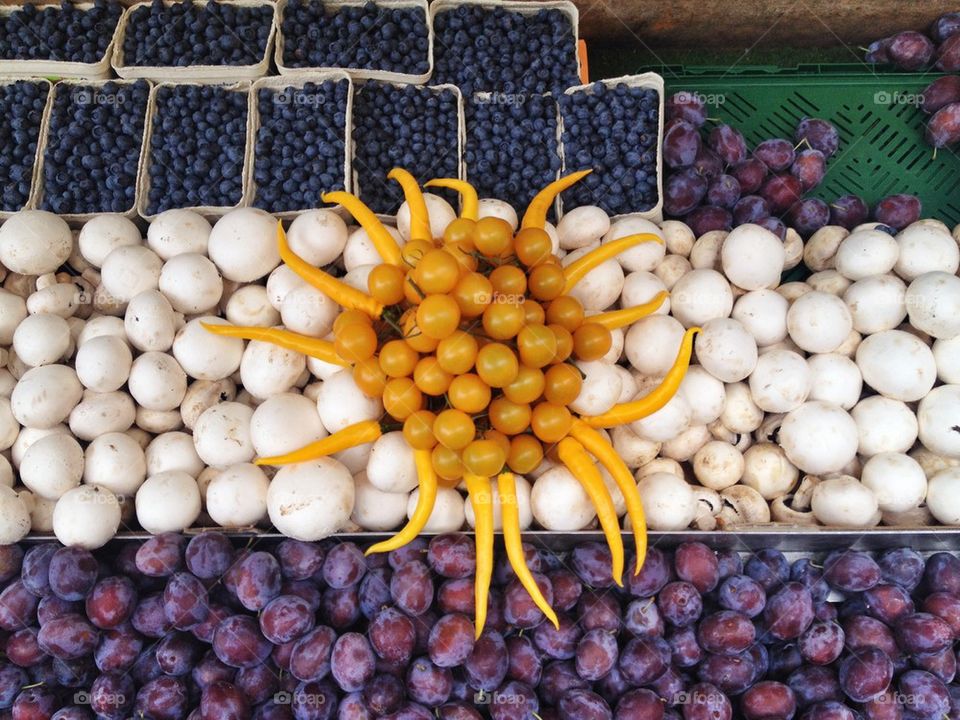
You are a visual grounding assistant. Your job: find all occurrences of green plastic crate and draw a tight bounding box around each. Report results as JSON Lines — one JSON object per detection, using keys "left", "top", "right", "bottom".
{"left": 659, "top": 70, "right": 960, "bottom": 225}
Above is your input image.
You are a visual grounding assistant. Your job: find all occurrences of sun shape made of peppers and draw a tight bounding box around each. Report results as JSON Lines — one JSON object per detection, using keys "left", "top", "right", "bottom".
{"left": 204, "top": 169, "right": 699, "bottom": 636}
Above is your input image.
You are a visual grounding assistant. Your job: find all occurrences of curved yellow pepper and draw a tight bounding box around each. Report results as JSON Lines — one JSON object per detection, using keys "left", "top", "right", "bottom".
{"left": 322, "top": 191, "right": 403, "bottom": 265}
{"left": 424, "top": 178, "right": 479, "bottom": 221}
{"left": 562, "top": 234, "right": 663, "bottom": 294}
{"left": 255, "top": 419, "right": 383, "bottom": 466}
{"left": 388, "top": 168, "right": 432, "bottom": 242}
{"left": 365, "top": 449, "right": 438, "bottom": 555}
{"left": 520, "top": 170, "right": 591, "bottom": 231}
{"left": 590, "top": 291, "right": 669, "bottom": 330}
{"left": 201, "top": 324, "right": 347, "bottom": 366}
{"left": 464, "top": 474, "right": 494, "bottom": 638}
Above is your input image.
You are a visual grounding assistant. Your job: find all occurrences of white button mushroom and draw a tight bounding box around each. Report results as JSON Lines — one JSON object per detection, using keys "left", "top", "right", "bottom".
{"left": 343, "top": 225, "right": 405, "bottom": 271}
{"left": 677, "top": 366, "right": 726, "bottom": 425}
{"left": 689, "top": 231, "right": 725, "bottom": 270}
{"left": 136, "top": 471, "right": 202, "bottom": 533}
{"left": 10, "top": 364, "right": 83, "bottom": 428}
{"left": 158, "top": 253, "right": 223, "bottom": 315}
{"left": 670, "top": 269, "right": 733, "bottom": 328}
{"left": 660, "top": 220, "right": 695, "bottom": 256}
{"left": 69, "top": 391, "right": 136, "bottom": 441}
{"left": 315, "top": 368, "right": 383, "bottom": 433}
{"left": 860, "top": 452, "right": 927, "bottom": 513}
{"left": 266, "top": 265, "right": 307, "bottom": 310}
{"left": 927, "top": 467, "right": 960, "bottom": 525}
{"left": 834, "top": 229, "right": 899, "bottom": 280}
{"left": 239, "top": 340, "right": 306, "bottom": 400}
{"left": 477, "top": 198, "right": 518, "bottom": 230}
{"left": 779, "top": 401, "right": 859, "bottom": 475}
{"left": 638, "top": 472, "right": 696, "bottom": 530}
{"left": 843, "top": 275, "right": 907, "bottom": 334}
{"left": 0, "top": 211, "right": 73, "bottom": 275}
{"left": 933, "top": 335, "right": 960, "bottom": 384}
{"left": 748, "top": 349, "right": 811, "bottom": 413}
{"left": 146, "top": 209, "right": 212, "bottom": 259}
{"left": 128, "top": 352, "right": 187, "bottom": 411}
{"left": 629, "top": 391, "right": 692, "bottom": 442}
{"left": 720, "top": 224, "right": 786, "bottom": 290}
{"left": 811, "top": 476, "right": 879, "bottom": 527}
{"left": 569, "top": 361, "right": 622, "bottom": 416}
{"left": 407, "top": 486, "right": 464, "bottom": 533}
{"left": 561, "top": 244, "right": 624, "bottom": 311}
{"left": 77, "top": 315, "right": 127, "bottom": 346}
{"left": 0, "top": 485, "right": 30, "bottom": 544}
{"left": 20, "top": 433, "right": 84, "bottom": 500}
{"left": 741, "top": 442, "right": 798, "bottom": 499}
{"left": 250, "top": 392, "right": 327, "bottom": 459}
{"left": 286, "top": 209, "right": 349, "bottom": 267}
{"left": 602, "top": 217, "right": 665, "bottom": 272}
{"left": 77, "top": 214, "right": 142, "bottom": 267}
{"left": 803, "top": 226, "right": 848, "bottom": 271}
{"left": 351, "top": 471, "right": 408, "bottom": 532}
{"left": 280, "top": 285, "right": 340, "bottom": 338}
{"left": 366, "top": 432, "right": 418, "bottom": 494}
{"left": 692, "top": 440, "right": 744, "bottom": 491}
{"left": 193, "top": 401, "right": 255, "bottom": 467}
{"left": 0, "top": 290, "right": 27, "bottom": 345}
{"left": 621, "top": 272, "right": 670, "bottom": 315}
{"left": 719, "top": 381, "right": 765, "bottom": 434}
{"left": 146, "top": 431, "right": 205, "bottom": 477}
{"left": 557, "top": 206, "right": 610, "bottom": 250}
{"left": 52, "top": 485, "right": 121, "bottom": 548}
{"left": 397, "top": 194, "right": 456, "bottom": 241}
{"left": 135, "top": 407, "right": 182, "bottom": 434}
{"left": 918, "top": 385, "right": 960, "bottom": 459}
{"left": 124, "top": 290, "right": 177, "bottom": 353}
{"left": 625, "top": 315, "right": 684, "bottom": 377}
{"left": 225, "top": 285, "right": 280, "bottom": 327}
{"left": 100, "top": 245, "right": 163, "bottom": 304}
{"left": 205, "top": 463, "right": 269, "bottom": 527}
{"left": 894, "top": 223, "right": 960, "bottom": 280}
{"left": 695, "top": 318, "right": 758, "bottom": 383}
{"left": 0, "top": 398, "right": 17, "bottom": 453}
{"left": 208, "top": 208, "right": 280, "bottom": 282}
{"left": 905, "top": 272, "right": 960, "bottom": 339}
{"left": 267, "top": 457, "right": 355, "bottom": 540}
{"left": 610, "top": 425, "right": 660, "bottom": 469}
{"left": 654, "top": 254, "right": 692, "bottom": 290}
{"left": 172, "top": 317, "right": 243, "bottom": 381}
{"left": 806, "top": 354, "right": 862, "bottom": 410}
{"left": 12, "top": 314, "right": 71, "bottom": 367}
{"left": 27, "top": 282, "right": 81, "bottom": 319}
{"left": 731, "top": 289, "right": 789, "bottom": 347}
{"left": 660, "top": 424, "right": 711, "bottom": 462}
{"left": 530, "top": 466, "right": 596, "bottom": 531}
{"left": 856, "top": 329, "right": 936, "bottom": 402}
{"left": 808, "top": 270, "right": 851, "bottom": 297}
{"left": 12, "top": 425, "right": 69, "bottom": 468}
{"left": 84, "top": 431, "right": 146, "bottom": 497}
{"left": 786, "top": 291, "right": 853, "bottom": 353}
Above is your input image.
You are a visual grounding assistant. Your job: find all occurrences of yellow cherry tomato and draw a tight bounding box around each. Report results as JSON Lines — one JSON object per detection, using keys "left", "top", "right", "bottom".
{"left": 531, "top": 402, "right": 573, "bottom": 443}
{"left": 415, "top": 249, "right": 461, "bottom": 295}
{"left": 367, "top": 264, "right": 406, "bottom": 306}
{"left": 434, "top": 409, "right": 476, "bottom": 450}
{"left": 334, "top": 322, "right": 377, "bottom": 363}
{"left": 431, "top": 445, "right": 463, "bottom": 482}
{"left": 447, "top": 240, "right": 478, "bottom": 273}
{"left": 546, "top": 295, "right": 585, "bottom": 332}
{"left": 379, "top": 339, "right": 419, "bottom": 379}
{"left": 474, "top": 217, "right": 513, "bottom": 257}
{"left": 508, "top": 434, "right": 544, "bottom": 475}
{"left": 482, "top": 301, "right": 525, "bottom": 340}
{"left": 401, "top": 239, "right": 434, "bottom": 268}
{"left": 403, "top": 274, "right": 424, "bottom": 305}
{"left": 443, "top": 217, "right": 476, "bottom": 248}
{"left": 544, "top": 363, "right": 583, "bottom": 406}
{"left": 402, "top": 311, "right": 439, "bottom": 353}
{"left": 436, "top": 330, "right": 478, "bottom": 375}
{"left": 528, "top": 263, "right": 566, "bottom": 301}
{"left": 522, "top": 299, "right": 546, "bottom": 325}
{"left": 517, "top": 324, "right": 558, "bottom": 369}
{"left": 448, "top": 374, "right": 491, "bottom": 414}
{"left": 483, "top": 429, "right": 512, "bottom": 458}
{"left": 413, "top": 356, "right": 453, "bottom": 395}
{"left": 514, "top": 227, "right": 553, "bottom": 267}
{"left": 334, "top": 309, "right": 372, "bottom": 334}
{"left": 403, "top": 410, "right": 437, "bottom": 450}
{"left": 476, "top": 343, "right": 519, "bottom": 388}
{"left": 461, "top": 439, "right": 507, "bottom": 477}
{"left": 489, "top": 397, "right": 532, "bottom": 435}
{"left": 489, "top": 265, "right": 527, "bottom": 298}
{"left": 503, "top": 365, "right": 545, "bottom": 404}
{"left": 549, "top": 324, "right": 574, "bottom": 364}
{"left": 453, "top": 272, "right": 493, "bottom": 318}
{"left": 417, "top": 295, "right": 461, "bottom": 340}
{"left": 573, "top": 322, "right": 613, "bottom": 361}
{"left": 382, "top": 378, "right": 423, "bottom": 421}
{"left": 353, "top": 358, "right": 387, "bottom": 398}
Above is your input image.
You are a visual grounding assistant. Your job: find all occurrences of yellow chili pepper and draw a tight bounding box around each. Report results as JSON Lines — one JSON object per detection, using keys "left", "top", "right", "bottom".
{"left": 365, "top": 449, "right": 438, "bottom": 555}
{"left": 277, "top": 222, "right": 383, "bottom": 318}
{"left": 201, "top": 323, "right": 347, "bottom": 366}
{"left": 569, "top": 419, "right": 647, "bottom": 575}
{"left": 520, "top": 169, "right": 592, "bottom": 231}
{"left": 582, "top": 327, "right": 700, "bottom": 428}
{"left": 424, "top": 178, "right": 479, "bottom": 221}
{"left": 388, "top": 168, "right": 432, "bottom": 242}
{"left": 561, "top": 234, "right": 663, "bottom": 294}
{"left": 497, "top": 471, "right": 559, "bottom": 629}
{"left": 590, "top": 291, "right": 669, "bottom": 330}
{"left": 322, "top": 191, "right": 403, "bottom": 266}
{"left": 464, "top": 473, "right": 494, "bottom": 638}
{"left": 556, "top": 437, "right": 625, "bottom": 587}
{"left": 255, "top": 419, "right": 383, "bottom": 466}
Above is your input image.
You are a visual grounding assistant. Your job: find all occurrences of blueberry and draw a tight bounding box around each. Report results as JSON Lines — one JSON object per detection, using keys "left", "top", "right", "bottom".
{"left": 351, "top": 82, "right": 459, "bottom": 215}
{"left": 123, "top": 0, "right": 272, "bottom": 67}
{"left": 281, "top": 0, "right": 428, "bottom": 74}
{"left": 0, "top": 1, "right": 121, "bottom": 63}
{"left": 145, "top": 84, "right": 248, "bottom": 215}
{"left": 0, "top": 81, "right": 49, "bottom": 211}
{"left": 40, "top": 80, "right": 148, "bottom": 215}
{"left": 558, "top": 83, "right": 661, "bottom": 216}
{"left": 252, "top": 80, "right": 349, "bottom": 213}
{"left": 432, "top": 5, "right": 578, "bottom": 94}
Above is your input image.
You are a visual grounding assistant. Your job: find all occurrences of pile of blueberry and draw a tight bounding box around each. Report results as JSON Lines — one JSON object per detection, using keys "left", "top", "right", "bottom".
{"left": 0, "top": 535, "right": 959, "bottom": 720}
{"left": 432, "top": 5, "right": 578, "bottom": 95}
{"left": 122, "top": 0, "right": 273, "bottom": 68}
{"left": 146, "top": 84, "right": 248, "bottom": 215}
{"left": 252, "top": 80, "right": 349, "bottom": 213}
{"left": 353, "top": 82, "right": 460, "bottom": 214}
{"left": 558, "top": 82, "right": 660, "bottom": 217}
{"left": 281, "top": 0, "right": 429, "bottom": 76}
{"left": 0, "top": 81, "right": 49, "bottom": 212}
{"left": 40, "top": 80, "right": 149, "bottom": 215}
{"left": 464, "top": 92, "right": 561, "bottom": 216}
{"left": 0, "top": 0, "right": 122, "bottom": 63}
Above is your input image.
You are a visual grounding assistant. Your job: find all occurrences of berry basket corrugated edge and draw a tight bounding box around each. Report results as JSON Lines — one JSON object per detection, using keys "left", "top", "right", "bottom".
{"left": 31, "top": 78, "right": 152, "bottom": 224}
{"left": 0, "top": 77, "right": 54, "bottom": 221}
{"left": 428, "top": 0, "right": 580, "bottom": 92}
{"left": 247, "top": 71, "right": 354, "bottom": 220}
{"left": 558, "top": 73, "right": 665, "bottom": 224}
{"left": 0, "top": 3, "right": 122, "bottom": 80}
{"left": 273, "top": 0, "right": 433, "bottom": 85}
{"left": 350, "top": 78, "right": 465, "bottom": 221}
{"left": 111, "top": 0, "right": 276, "bottom": 83}
{"left": 136, "top": 80, "right": 254, "bottom": 222}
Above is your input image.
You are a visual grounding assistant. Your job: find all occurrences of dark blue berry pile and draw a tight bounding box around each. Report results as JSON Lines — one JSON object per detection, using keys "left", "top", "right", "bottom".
{"left": 281, "top": 0, "right": 429, "bottom": 75}
{"left": 146, "top": 85, "right": 248, "bottom": 215}
{"left": 559, "top": 82, "right": 660, "bottom": 216}
{"left": 352, "top": 82, "right": 460, "bottom": 214}
{"left": 40, "top": 81, "right": 149, "bottom": 215}
{"left": 464, "top": 92, "right": 561, "bottom": 216}
{"left": 432, "top": 5, "right": 578, "bottom": 95}
{"left": 252, "top": 80, "right": 349, "bottom": 213}
{"left": 122, "top": 0, "right": 272, "bottom": 67}
{"left": 0, "top": 82, "right": 49, "bottom": 212}
{"left": 0, "top": 0, "right": 121, "bottom": 63}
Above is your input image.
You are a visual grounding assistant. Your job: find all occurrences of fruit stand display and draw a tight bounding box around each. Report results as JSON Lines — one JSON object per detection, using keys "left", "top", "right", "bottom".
{"left": 0, "top": 1, "right": 958, "bottom": 719}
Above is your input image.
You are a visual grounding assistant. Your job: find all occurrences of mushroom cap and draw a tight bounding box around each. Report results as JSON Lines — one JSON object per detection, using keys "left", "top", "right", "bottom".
{"left": 146, "top": 208, "right": 212, "bottom": 259}
{"left": 927, "top": 467, "right": 960, "bottom": 525}
{"left": 780, "top": 401, "right": 859, "bottom": 475}
{"left": 0, "top": 210, "right": 73, "bottom": 274}
{"left": 637, "top": 472, "right": 696, "bottom": 530}
{"left": 811, "top": 476, "right": 879, "bottom": 527}
{"left": 267, "top": 457, "right": 354, "bottom": 541}
{"left": 52, "top": 485, "right": 120, "bottom": 549}
{"left": 721, "top": 223, "right": 786, "bottom": 290}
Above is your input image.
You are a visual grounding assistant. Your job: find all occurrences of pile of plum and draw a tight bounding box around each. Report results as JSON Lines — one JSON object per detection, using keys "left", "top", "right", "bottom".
{"left": 0, "top": 535, "right": 958, "bottom": 720}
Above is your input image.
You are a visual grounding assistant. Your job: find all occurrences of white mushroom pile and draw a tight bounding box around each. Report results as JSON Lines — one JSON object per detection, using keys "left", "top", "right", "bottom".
{"left": 0, "top": 202, "right": 956, "bottom": 548}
